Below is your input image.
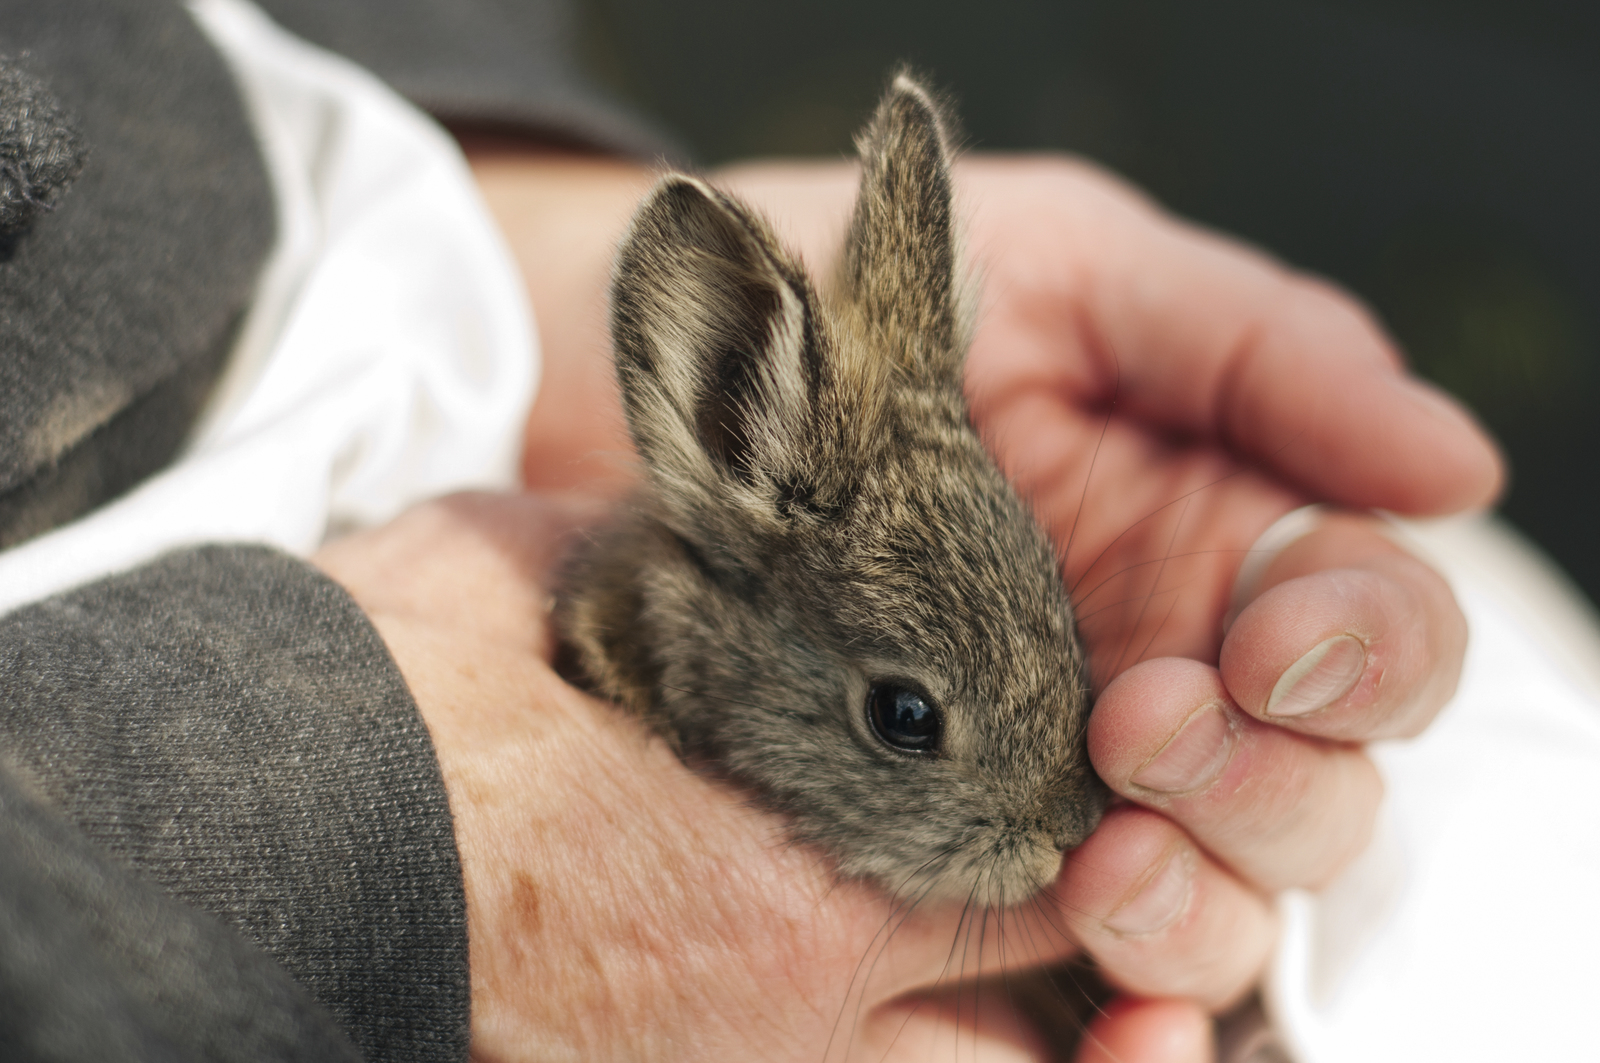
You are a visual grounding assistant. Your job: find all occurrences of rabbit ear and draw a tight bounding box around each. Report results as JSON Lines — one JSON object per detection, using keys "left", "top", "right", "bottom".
{"left": 839, "top": 71, "right": 963, "bottom": 385}
{"left": 611, "top": 175, "right": 824, "bottom": 527}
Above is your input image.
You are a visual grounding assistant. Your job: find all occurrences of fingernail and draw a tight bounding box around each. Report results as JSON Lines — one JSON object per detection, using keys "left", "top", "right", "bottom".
{"left": 1130, "top": 702, "right": 1237, "bottom": 794}
{"left": 1267, "top": 635, "right": 1366, "bottom": 717}
{"left": 1103, "top": 847, "right": 1193, "bottom": 936}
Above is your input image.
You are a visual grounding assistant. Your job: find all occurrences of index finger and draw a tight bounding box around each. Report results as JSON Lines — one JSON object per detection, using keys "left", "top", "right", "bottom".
{"left": 959, "top": 155, "right": 1503, "bottom": 516}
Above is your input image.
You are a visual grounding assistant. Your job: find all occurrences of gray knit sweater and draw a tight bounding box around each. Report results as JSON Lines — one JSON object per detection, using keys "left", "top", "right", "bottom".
{"left": 0, "top": 2, "right": 665, "bottom": 1059}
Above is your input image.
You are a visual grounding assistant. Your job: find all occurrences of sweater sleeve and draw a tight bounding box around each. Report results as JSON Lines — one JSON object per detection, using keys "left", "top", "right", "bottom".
{"left": 0, "top": 763, "right": 363, "bottom": 1063}
{"left": 0, "top": 0, "right": 276, "bottom": 548}
{"left": 0, "top": 546, "right": 470, "bottom": 1063}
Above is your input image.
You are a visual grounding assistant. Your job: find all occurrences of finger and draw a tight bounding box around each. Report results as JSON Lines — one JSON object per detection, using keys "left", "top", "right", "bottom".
{"left": 958, "top": 155, "right": 1503, "bottom": 515}
{"left": 1220, "top": 515, "right": 1467, "bottom": 740}
{"left": 1076, "top": 997, "right": 1213, "bottom": 1063}
{"left": 1053, "top": 806, "right": 1275, "bottom": 1010}
{"left": 1090, "top": 658, "right": 1381, "bottom": 890}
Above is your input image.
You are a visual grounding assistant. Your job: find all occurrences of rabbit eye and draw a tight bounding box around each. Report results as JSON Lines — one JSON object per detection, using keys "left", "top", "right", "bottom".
{"left": 867, "top": 683, "right": 942, "bottom": 754}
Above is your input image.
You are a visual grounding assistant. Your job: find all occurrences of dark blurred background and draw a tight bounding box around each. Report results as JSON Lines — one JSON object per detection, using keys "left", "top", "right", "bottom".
{"left": 576, "top": 0, "right": 1599, "bottom": 604}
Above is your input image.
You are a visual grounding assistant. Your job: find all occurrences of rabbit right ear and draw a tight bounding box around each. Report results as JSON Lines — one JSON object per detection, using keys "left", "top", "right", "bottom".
{"left": 838, "top": 72, "right": 963, "bottom": 388}
{"left": 610, "top": 175, "right": 826, "bottom": 531}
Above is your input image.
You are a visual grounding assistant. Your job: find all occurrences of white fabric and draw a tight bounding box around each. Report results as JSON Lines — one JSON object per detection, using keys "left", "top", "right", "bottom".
{"left": 0, "top": 0, "right": 537, "bottom": 615}
{"left": 1268, "top": 514, "right": 1600, "bottom": 1062}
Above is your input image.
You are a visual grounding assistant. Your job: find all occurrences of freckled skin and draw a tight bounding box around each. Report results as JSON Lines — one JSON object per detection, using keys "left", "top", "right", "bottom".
{"left": 558, "top": 73, "right": 1105, "bottom": 908}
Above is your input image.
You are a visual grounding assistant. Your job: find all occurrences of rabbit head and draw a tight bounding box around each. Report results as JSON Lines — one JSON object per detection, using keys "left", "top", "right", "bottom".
{"left": 560, "top": 72, "right": 1104, "bottom": 907}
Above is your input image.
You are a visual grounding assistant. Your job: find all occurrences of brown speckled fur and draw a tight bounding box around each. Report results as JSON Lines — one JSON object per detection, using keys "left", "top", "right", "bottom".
{"left": 558, "top": 73, "right": 1104, "bottom": 906}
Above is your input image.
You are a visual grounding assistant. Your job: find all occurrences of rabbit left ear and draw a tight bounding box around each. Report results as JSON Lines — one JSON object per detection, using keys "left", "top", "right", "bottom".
{"left": 838, "top": 71, "right": 963, "bottom": 385}
{"left": 610, "top": 175, "right": 824, "bottom": 528}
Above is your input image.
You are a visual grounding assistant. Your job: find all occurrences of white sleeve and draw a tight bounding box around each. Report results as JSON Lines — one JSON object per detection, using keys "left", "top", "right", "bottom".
{"left": 1267, "top": 514, "right": 1600, "bottom": 1063}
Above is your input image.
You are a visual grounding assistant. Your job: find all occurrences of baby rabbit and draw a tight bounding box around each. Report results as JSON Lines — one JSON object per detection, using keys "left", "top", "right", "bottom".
{"left": 558, "top": 72, "right": 1104, "bottom": 907}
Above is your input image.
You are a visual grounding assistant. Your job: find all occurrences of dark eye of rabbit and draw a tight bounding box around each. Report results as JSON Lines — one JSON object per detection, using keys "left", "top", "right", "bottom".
{"left": 867, "top": 684, "right": 943, "bottom": 754}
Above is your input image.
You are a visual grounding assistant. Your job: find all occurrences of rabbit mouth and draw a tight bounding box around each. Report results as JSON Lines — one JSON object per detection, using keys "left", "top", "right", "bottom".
{"left": 897, "top": 831, "right": 1071, "bottom": 909}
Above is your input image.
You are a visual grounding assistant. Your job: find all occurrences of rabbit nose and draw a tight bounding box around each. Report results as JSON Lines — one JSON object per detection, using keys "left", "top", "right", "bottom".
{"left": 1052, "top": 779, "right": 1108, "bottom": 851}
